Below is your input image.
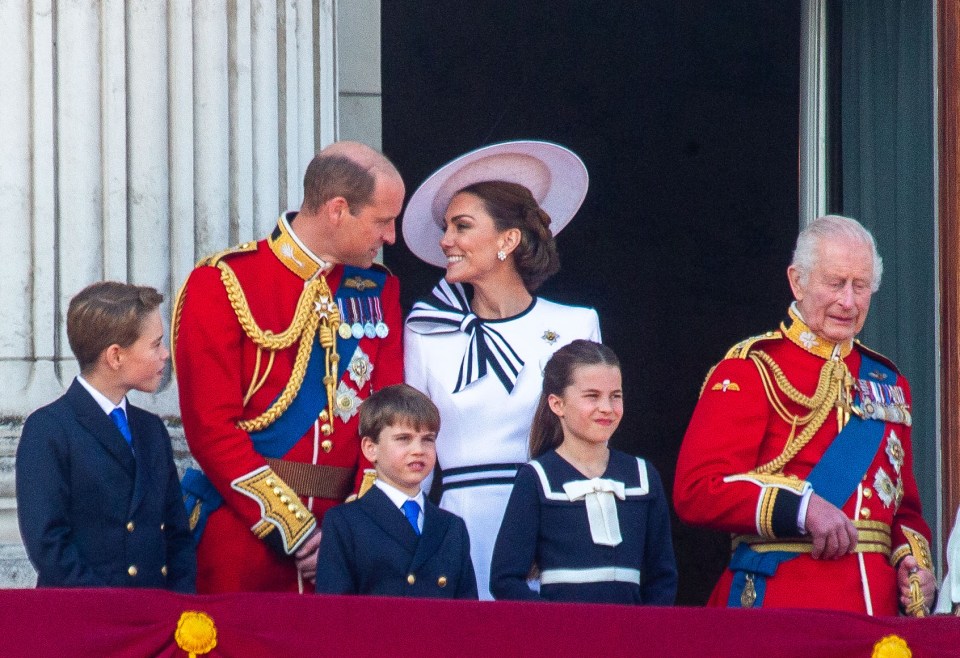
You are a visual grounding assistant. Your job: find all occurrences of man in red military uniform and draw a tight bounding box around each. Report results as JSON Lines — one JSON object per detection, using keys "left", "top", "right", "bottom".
{"left": 173, "top": 141, "right": 405, "bottom": 593}
{"left": 675, "top": 215, "right": 936, "bottom": 616}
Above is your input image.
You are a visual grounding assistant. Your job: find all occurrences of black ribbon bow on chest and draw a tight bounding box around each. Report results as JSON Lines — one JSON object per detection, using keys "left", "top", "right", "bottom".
{"left": 406, "top": 280, "right": 525, "bottom": 394}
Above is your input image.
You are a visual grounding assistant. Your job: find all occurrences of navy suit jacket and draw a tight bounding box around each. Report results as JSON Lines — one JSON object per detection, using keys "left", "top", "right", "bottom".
{"left": 315, "top": 485, "right": 477, "bottom": 599}
{"left": 16, "top": 379, "right": 195, "bottom": 591}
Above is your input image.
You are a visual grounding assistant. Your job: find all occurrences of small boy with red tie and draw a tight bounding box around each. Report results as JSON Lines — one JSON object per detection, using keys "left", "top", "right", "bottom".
{"left": 16, "top": 281, "right": 195, "bottom": 590}
{"left": 315, "top": 384, "right": 477, "bottom": 598}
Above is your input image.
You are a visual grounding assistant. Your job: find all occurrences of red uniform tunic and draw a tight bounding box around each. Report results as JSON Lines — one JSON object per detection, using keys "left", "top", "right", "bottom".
{"left": 174, "top": 214, "right": 403, "bottom": 593}
{"left": 674, "top": 308, "right": 930, "bottom": 615}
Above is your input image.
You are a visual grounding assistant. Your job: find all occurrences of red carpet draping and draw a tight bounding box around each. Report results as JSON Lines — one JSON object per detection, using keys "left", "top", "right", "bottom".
{"left": 0, "top": 589, "right": 959, "bottom": 657}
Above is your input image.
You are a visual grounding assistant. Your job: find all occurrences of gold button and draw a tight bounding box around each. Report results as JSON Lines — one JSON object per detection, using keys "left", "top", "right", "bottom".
{"left": 266, "top": 478, "right": 275, "bottom": 486}
{"left": 407, "top": 574, "right": 415, "bottom": 585}
{"left": 321, "top": 440, "right": 333, "bottom": 453}
{"left": 319, "top": 410, "right": 329, "bottom": 421}
{"left": 161, "top": 565, "right": 168, "bottom": 577}
{"left": 273, "top": 487, "right": 283, "bottom": 495}
{"left": 295, "top": 512, "right": 304, "bottom": 520}
{"left": 287, "top": 503, "right": 297, "bottom": 512}
{"left": 128, "top": 565, "right": 138, "bottom": 577}
{"left": 437, "top": 576, "right": 447, "bottom": 588}
{"left": 126, "top": 521, "right": 135, "bottom": 532}
{"left": 863, "top": 488, "right": 873, "bottom": 499}
{"left": 861, "top": 508, "right": 871, "bottom": 519}
{"left": 321, "top": 424, "right": 332, "bottom": 435}
{"left": 280, "top": 495, "right": 290, "bottom": 504}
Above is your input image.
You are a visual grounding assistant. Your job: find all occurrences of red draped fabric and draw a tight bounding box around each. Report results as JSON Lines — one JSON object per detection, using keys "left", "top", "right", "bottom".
{"left": 0, "top": 589, "right": 958, "bottom": 657}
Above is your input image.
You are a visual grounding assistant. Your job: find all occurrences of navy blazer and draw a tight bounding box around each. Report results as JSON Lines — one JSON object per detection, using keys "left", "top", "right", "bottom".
{"left": 15, "top": 379, "right": 195, "bottom": 591}
{"left": 315, "top": 485, "right": 477, "bottom": 599}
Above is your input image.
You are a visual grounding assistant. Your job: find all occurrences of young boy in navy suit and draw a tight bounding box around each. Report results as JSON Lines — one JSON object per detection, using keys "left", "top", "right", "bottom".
{"left": 16, "top": 281, "right": 195, "bottom": 591}
{"left": 315, "top": 384, "right": 477, "bottom": 598}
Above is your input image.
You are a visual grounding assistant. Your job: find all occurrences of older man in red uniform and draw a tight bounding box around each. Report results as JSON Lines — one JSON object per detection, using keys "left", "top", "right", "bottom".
{"left": 174, "top": 142, "right": 405, "bottom": 593}
{"left": 675, "top": 215, "right": 935, "bottom": 615}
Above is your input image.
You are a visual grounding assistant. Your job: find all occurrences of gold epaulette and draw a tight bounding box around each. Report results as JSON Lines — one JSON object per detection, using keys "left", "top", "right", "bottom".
{"left": 697, "top": 331, "right": 783, "bottom": 397}
{"left": 854, "top": 340, "right": 902, "bottom": 376}
{"left": 196, "top": 240, "right": 259, "bottom": 268}
{"left": 170, "top": 241, "right": 259, "bottom": 374}
{"left": 724, "top": 330, "right": 783, "bottom": 360}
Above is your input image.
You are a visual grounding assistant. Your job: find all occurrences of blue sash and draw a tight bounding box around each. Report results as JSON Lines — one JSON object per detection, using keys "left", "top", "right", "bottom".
{"left": 727, "top": 352, "right": 894, "bottom": 608}
{"left": 248, "top": 265, "right": 386, "bottom": 457}
{"left": 180, "top": 265, "right": 387, "bottom": 542}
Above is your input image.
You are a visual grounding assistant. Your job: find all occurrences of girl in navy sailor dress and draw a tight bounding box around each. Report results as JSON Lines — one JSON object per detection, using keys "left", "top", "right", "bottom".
{"left": 490, "top": 340, "right": 677, "bottom": 604}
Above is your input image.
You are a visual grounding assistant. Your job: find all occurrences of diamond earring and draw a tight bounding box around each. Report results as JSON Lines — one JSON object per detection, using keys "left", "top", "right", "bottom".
{"left": 497, "top": 250, "right": 506, "bottom": 261}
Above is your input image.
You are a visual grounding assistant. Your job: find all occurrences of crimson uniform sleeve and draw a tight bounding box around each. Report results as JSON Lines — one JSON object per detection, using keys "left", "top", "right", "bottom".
{"left": 674, "top": 358, "right": 807, "bottom": 539}
{"left": 887, "top": 376, "right": 932, "bottom": 562}
{"left": 174, "top": 265, "right": 303, "bottom": 543}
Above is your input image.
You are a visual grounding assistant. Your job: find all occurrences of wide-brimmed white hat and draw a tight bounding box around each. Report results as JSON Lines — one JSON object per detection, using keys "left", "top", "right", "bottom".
{"left": 402, "top": 140, "right": 589, "bottom": 267}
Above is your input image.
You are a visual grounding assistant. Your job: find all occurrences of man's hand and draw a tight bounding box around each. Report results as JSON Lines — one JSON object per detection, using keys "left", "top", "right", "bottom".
{"left": 897, "top": 555, "right": 935, "bottom": 614}
{"left": 294, "top": 529, "right": 323, "bottom": 584}
{"left": 805, "top": 493, "right": 858, "bottom": 559}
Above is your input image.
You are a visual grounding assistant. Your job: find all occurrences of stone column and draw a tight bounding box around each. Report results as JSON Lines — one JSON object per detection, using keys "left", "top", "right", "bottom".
{"left": 0, "top": 0, "right": 383, "bottom": 586}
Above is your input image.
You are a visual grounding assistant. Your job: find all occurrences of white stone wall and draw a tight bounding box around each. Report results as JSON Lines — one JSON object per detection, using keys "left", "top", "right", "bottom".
{"left": 0, "top": 0, "right": 382, "bottom": 584}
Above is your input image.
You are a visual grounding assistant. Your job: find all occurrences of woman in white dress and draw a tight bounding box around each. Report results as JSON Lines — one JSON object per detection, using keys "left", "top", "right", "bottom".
{"left": 403, "top": 141, "right": 600, "bottom": 599}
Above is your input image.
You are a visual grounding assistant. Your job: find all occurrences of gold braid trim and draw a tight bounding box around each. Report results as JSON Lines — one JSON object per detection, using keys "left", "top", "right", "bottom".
{"left": 170, "top": 278, "right": 190, "bottom": 375}
{"left": 214, "top": 260, "right": 342, "bottom": 434}
{"left": 218, "top": 261, "right": 318, "bottom": 351}
{"left": 237, "top": 314, "right": 318, "bottom": 432}
{"left": 749, "top": 350, "right": 853, "bottom": 475}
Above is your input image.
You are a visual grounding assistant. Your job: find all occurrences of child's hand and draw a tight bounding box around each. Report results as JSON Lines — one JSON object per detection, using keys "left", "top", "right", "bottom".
{"left": 294, "top": 529, "right": 323, "bottom": 583}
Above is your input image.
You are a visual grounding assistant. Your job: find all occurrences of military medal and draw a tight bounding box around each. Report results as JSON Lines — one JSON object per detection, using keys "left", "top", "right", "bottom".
{"left": 371, "top": 297, "right": 389, "bottom": 338}
{"left": 363, "top": 299, "right": 377, "bottom": 338}
{"left": 348, "top": 347, "right": 374, "bottom": 387}
{"left": 337, "top": 300, "right": 353, "bottom": 338}
{"left": 349, "top": 298, "right": 364, "bottom": 339}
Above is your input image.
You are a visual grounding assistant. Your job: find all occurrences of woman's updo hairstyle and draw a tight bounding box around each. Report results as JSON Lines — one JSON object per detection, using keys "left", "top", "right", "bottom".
{"left": 457, "top": 180, "right": 560, "bottom": 291}
{"left": 529, "top": 340, "right": 621, "bottom": 459}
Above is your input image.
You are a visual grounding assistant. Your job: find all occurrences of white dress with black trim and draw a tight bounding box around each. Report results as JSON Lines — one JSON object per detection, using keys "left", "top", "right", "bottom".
{"left": 489, "top": 449, "right": 678, "bottom": 605}
{"left": 404, "top": 280, "right": 600, "bottom": 599}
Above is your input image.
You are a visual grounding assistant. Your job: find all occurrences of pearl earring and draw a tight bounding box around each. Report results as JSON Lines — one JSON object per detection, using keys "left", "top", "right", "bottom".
{"left": 497, "top": 250, "right": 507, "bottom": 261}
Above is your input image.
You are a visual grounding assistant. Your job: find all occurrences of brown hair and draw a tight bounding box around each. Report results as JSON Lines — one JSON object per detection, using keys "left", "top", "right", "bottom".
{"left": 529, "top": 340, "right": 621, "bottom": 458}
{"left": 66, "top": 281, "right": 164, "bottom": 372}
{"left": 359, "top": 384, "right": 441, "bottom": 443}
{"left": 457, "top": 180, "right": 560, "bottom": 291}
{"left": 301, "top": 153, "right": 377, "bottom": 214}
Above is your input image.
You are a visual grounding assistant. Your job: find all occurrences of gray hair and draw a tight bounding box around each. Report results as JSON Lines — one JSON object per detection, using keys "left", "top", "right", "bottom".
{"left": 791, "top": 215, "right": 883, "bottom": 292}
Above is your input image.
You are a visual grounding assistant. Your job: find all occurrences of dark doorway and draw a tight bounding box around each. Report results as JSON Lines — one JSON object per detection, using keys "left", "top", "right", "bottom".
{"left": 383, "top": 1, "right": 802, "bottom": 605}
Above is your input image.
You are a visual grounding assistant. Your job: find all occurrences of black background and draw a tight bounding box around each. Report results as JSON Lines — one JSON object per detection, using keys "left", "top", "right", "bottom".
{"left": 382, "top": 0, "right": 802, "bottom": 604}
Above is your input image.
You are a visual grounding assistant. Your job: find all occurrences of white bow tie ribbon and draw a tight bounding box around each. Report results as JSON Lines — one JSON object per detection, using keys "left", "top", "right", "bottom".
{"left": 406, "top": 280, "right": 525, "bottom": 394}
{"left": 563, "top": 478, "right": 626, "bottom": 547}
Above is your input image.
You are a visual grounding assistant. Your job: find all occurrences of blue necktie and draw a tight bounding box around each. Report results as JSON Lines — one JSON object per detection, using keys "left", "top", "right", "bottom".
{"left": 401, "top": 499, "right": 421, "bottom": 536}
{"left": 109, "top": 408, "right": 133, "bottom": 446}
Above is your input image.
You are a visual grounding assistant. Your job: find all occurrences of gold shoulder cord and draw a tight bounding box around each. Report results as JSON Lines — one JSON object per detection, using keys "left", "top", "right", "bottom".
{"left": 749, "top": 350, "right": 854, "bottom": 475}
{"left": 217, "top": 261, "right": 342, "bottom": 436}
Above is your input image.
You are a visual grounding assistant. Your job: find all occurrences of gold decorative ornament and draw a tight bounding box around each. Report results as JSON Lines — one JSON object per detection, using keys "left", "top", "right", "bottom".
{"left": 749, "top": 349, "right": 853, "bottom": 475}
{"left": 343, "top": 276, "right": 378, "bottom": 291}
{"left": 214, "top": 261, "right": 342, "bottom": 436}
{"left": 231, "top": 466, "right": 316, "bottom": 554}
{"left": 357, "top": 469, "right": 377, "bottom": 499}
{"left": 175, "top": 610, "right": 218, "bottom": 658}
{"left": 740, "top": 574, "right": 757, "bottom": 608}
{"left": 871, "top": 634, "right": 911, "bottom": 658}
